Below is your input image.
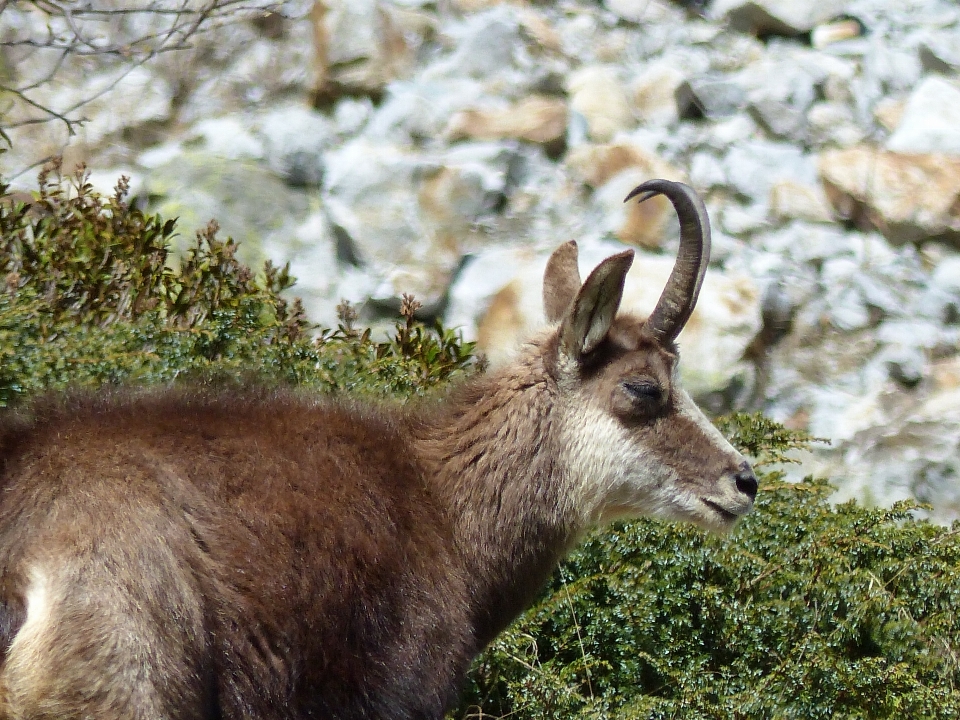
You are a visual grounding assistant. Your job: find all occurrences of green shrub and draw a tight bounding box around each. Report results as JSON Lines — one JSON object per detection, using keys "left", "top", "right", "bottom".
{"left": 3, "top": 164, "right": 958, "bottom": 718}
{"left": 456, "top": 415, "right": 960, "bottom": 719}
{"left": 0, "top": 161, "right": 474, "bottom": 403}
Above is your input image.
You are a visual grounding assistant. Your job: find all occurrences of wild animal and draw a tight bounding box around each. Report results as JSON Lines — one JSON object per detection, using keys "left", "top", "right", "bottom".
{"left": 0, "top": 179, "right": 757, "bottom": 719}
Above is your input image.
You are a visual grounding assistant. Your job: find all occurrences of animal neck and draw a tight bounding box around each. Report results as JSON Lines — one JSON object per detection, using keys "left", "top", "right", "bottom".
{"left": 410, "top": 349, "right": 585, "bottom": 648}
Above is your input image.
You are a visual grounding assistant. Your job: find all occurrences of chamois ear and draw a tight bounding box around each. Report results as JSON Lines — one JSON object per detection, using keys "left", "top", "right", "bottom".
{"left": 543, "top": 241, "right": 581, "bottom": 323}
{"left": 558, "top": 249, "right": 634, "bottom": 360}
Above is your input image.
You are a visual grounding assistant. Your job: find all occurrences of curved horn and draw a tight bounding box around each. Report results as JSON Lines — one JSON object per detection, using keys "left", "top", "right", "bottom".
{"left": 624, "top": 179, "right": 711, "bottom": 344}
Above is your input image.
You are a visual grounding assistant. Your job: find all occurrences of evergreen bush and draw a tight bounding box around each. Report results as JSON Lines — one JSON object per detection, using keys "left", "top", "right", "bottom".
{"left": 2, "top": 164, "right": 958, "bottom": 718}
{"left": 0, "top": 161, "right": 474, "bottom": 404}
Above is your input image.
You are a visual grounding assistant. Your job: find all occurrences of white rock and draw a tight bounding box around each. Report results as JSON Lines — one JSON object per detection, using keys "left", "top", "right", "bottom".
{"left": 630, "top": 61, "right": 686, "bottom": 127}
{"left": 56, "top": 66, "right": 174, "bottom": 146}
{"left": 721, "top": 203, "right": 769, "bottom": 235}
{"left": 603, "top": 0, "right": 681, "bottom": 24}
{"left": 188, "top": 117, "right": 265, "bottom": 161}
{"left": 886, "top": 76, "right": 960, "bottom": 156}
{"left": 257, "top": 105, "right": 332, "bottom": 187}
{"left": 806, "top": 102, "right": 865, "bottom": 147}
{"left": 567, "top": 66, "right": 634, "bottom": 142}
{"left": 689, "top": 151, "right": 727, "bottom": 191}
{"left": 427, "top": 8, "right": 523, "bottom": 80}
{"left": 722, "top": 141, "right": 817, "bottom": 208}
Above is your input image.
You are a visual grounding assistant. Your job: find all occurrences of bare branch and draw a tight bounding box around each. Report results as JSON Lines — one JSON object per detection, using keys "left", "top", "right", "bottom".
{"left": 0, "top": 0, "right": 286, "bottom": 145}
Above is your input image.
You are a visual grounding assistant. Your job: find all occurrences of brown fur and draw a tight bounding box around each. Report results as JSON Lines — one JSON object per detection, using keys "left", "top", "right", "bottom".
{"left": 0, "top": 236, "right": 755, "bottom": 719}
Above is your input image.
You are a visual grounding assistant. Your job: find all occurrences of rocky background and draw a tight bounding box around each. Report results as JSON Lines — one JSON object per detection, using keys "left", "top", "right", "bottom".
{"left": 4, "top": 0, "right": 960, "bottom": 521}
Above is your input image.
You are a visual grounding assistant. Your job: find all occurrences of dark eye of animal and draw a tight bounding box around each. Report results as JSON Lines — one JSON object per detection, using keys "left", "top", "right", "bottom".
{"left": 0, "top": 179, "right": 758, "bottom": 720}
{"left": 622, "top": 380, "right": 663, "bottom": 403}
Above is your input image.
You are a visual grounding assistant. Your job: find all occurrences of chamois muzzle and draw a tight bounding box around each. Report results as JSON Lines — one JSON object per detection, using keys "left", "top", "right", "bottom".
{"left": 734, "top": 460, "right": 759, "bottom": 500}
{"left": 625, "top": 179, "right": 710, "bottom": 344}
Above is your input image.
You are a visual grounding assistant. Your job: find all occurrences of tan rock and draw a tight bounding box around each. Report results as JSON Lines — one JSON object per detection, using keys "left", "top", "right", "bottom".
{"left": 445, "top": 96, "right": 568, "bottom": 148}
{"left": 819, "top": 146, "right": 960, "bottom": 245}
{"left": 874, "top": 98, "right": 906, "bottom": 133}
{"left": 567, "top": 66, "right": 634, "bottom": 142}
{"left": 517, "top": 8, "right": 562, "bottom": 53}
{"left": 311, "top": 0, "right": 421, "bottom": 103}
{"left": 631, "top": 62, "right": 685, "bottom": 126}
{"left": 567, "top": 143, "right": 686, "bottom": 249}
{"left": 769, "top": 179, "right": 833, "bottom": 223}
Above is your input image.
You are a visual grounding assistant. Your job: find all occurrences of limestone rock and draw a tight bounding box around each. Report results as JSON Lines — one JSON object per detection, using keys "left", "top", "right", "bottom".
{"left": 257, "top": 105, "right": 333, "bottom": 187}
{"left": 886, "top": 76, "right": 960, "bottom": 156}
{"left": 427, "top": 8, "right": 524, "bottom": 81}
{"left": 769, "top": 180, "right": 833, "bottom": 223}
{"left": 603, "top": 0, "right": 681, "bottom": 24}
{"left": 567, "top": 66, "right": 634, "bottom": 142}
{"left": 722, "top": 141, "right": 818, "bottom": 208}
{"left": 631, "top": 62, "right": 686, "bottom": 127}
{"left": 675, "top": 77, "right": 747, "bottom": 120}
{"left": 445, "top": 96, "right": 568, "bottom": 151}
{"left": 819, "top": 146, "right": 960, "bottom": 245}
{"left": 311, "top": 0, "right": 419, "bottom": 101}
{"left": 142, "top": 151, "right": 312, "bottom": 268}
{"left": 807, "top": 102, "right": 865, "bottom": 147}
{"left": 187, "top": 116, "right": 265, "bottom": 161}
{"left": 836, "top": 374, "right": 960, "bottom": 523}
{"left": 918, "top": 32, "right": 960, "bottom": 73}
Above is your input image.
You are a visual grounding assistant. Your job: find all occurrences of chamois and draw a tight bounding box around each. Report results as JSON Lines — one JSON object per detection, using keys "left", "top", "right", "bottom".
{"left": 0, "top": 179, "right": 757, "bottom": 720}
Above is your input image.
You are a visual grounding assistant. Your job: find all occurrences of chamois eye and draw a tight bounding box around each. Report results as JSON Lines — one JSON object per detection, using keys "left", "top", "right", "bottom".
{"left": 621, "top": 381, "right": 662, "bottom": 403}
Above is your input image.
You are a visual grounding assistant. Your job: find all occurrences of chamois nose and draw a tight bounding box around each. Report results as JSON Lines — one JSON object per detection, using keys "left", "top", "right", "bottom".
{"left": 734, "top": 461, "right": 758, "bottom": 500}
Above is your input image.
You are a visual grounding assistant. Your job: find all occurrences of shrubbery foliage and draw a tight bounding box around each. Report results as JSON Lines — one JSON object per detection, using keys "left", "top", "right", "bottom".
{"left": 0, "top": 162, "right": 473, "bottom": 403}
{"left": 2, "top": 165, "right": 958, "bottom": 718}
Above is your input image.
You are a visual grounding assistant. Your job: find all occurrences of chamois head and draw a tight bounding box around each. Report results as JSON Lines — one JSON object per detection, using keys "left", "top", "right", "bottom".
{"left": 543, "top": 179, "right": 756, "bottom": 532}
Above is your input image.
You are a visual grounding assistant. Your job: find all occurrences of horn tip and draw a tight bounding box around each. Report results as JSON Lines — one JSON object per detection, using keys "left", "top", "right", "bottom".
{"left": 624, "top": 178, "right": 682, "bottom": 204}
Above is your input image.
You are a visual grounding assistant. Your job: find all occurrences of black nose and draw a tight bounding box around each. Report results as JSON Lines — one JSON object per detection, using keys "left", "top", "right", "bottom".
{"left": 735, "top": 461, "right": 758, "bottom": 500}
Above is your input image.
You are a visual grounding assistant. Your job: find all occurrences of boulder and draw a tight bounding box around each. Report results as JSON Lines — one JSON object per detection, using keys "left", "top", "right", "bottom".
{"left": 675, "top": 77, "right": 747, "bottom": 120}
{"left": 835, "top": 365, "right": 960, "bottom": 524}
{"left": 445, "top": 96, "right": 568, "bottom": 151}
{"left": 257, "top": 105, "right": 333, "bottom": 187}
{"left": 311, "top": 0, "right": 421, "bottom": 101}
{"left": 769, "top": 180, "right": 833, "bottom": 223}
{"left": 722, "top": 140, "right": 818, "bottom": 208}
{"left": 886, "top": 76, "right": 960, "bottom": 156}
{"left": 567, "top": 66, "right": 634, "bottom": 142}
{"left": 630, "top": 61, "right": 686, "bottom": 127}
{"left": 142, "top": 151, "right": 312, "bottom": 268}
{"left": 819, "top": 146, "right": 960, "bottom": 246}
